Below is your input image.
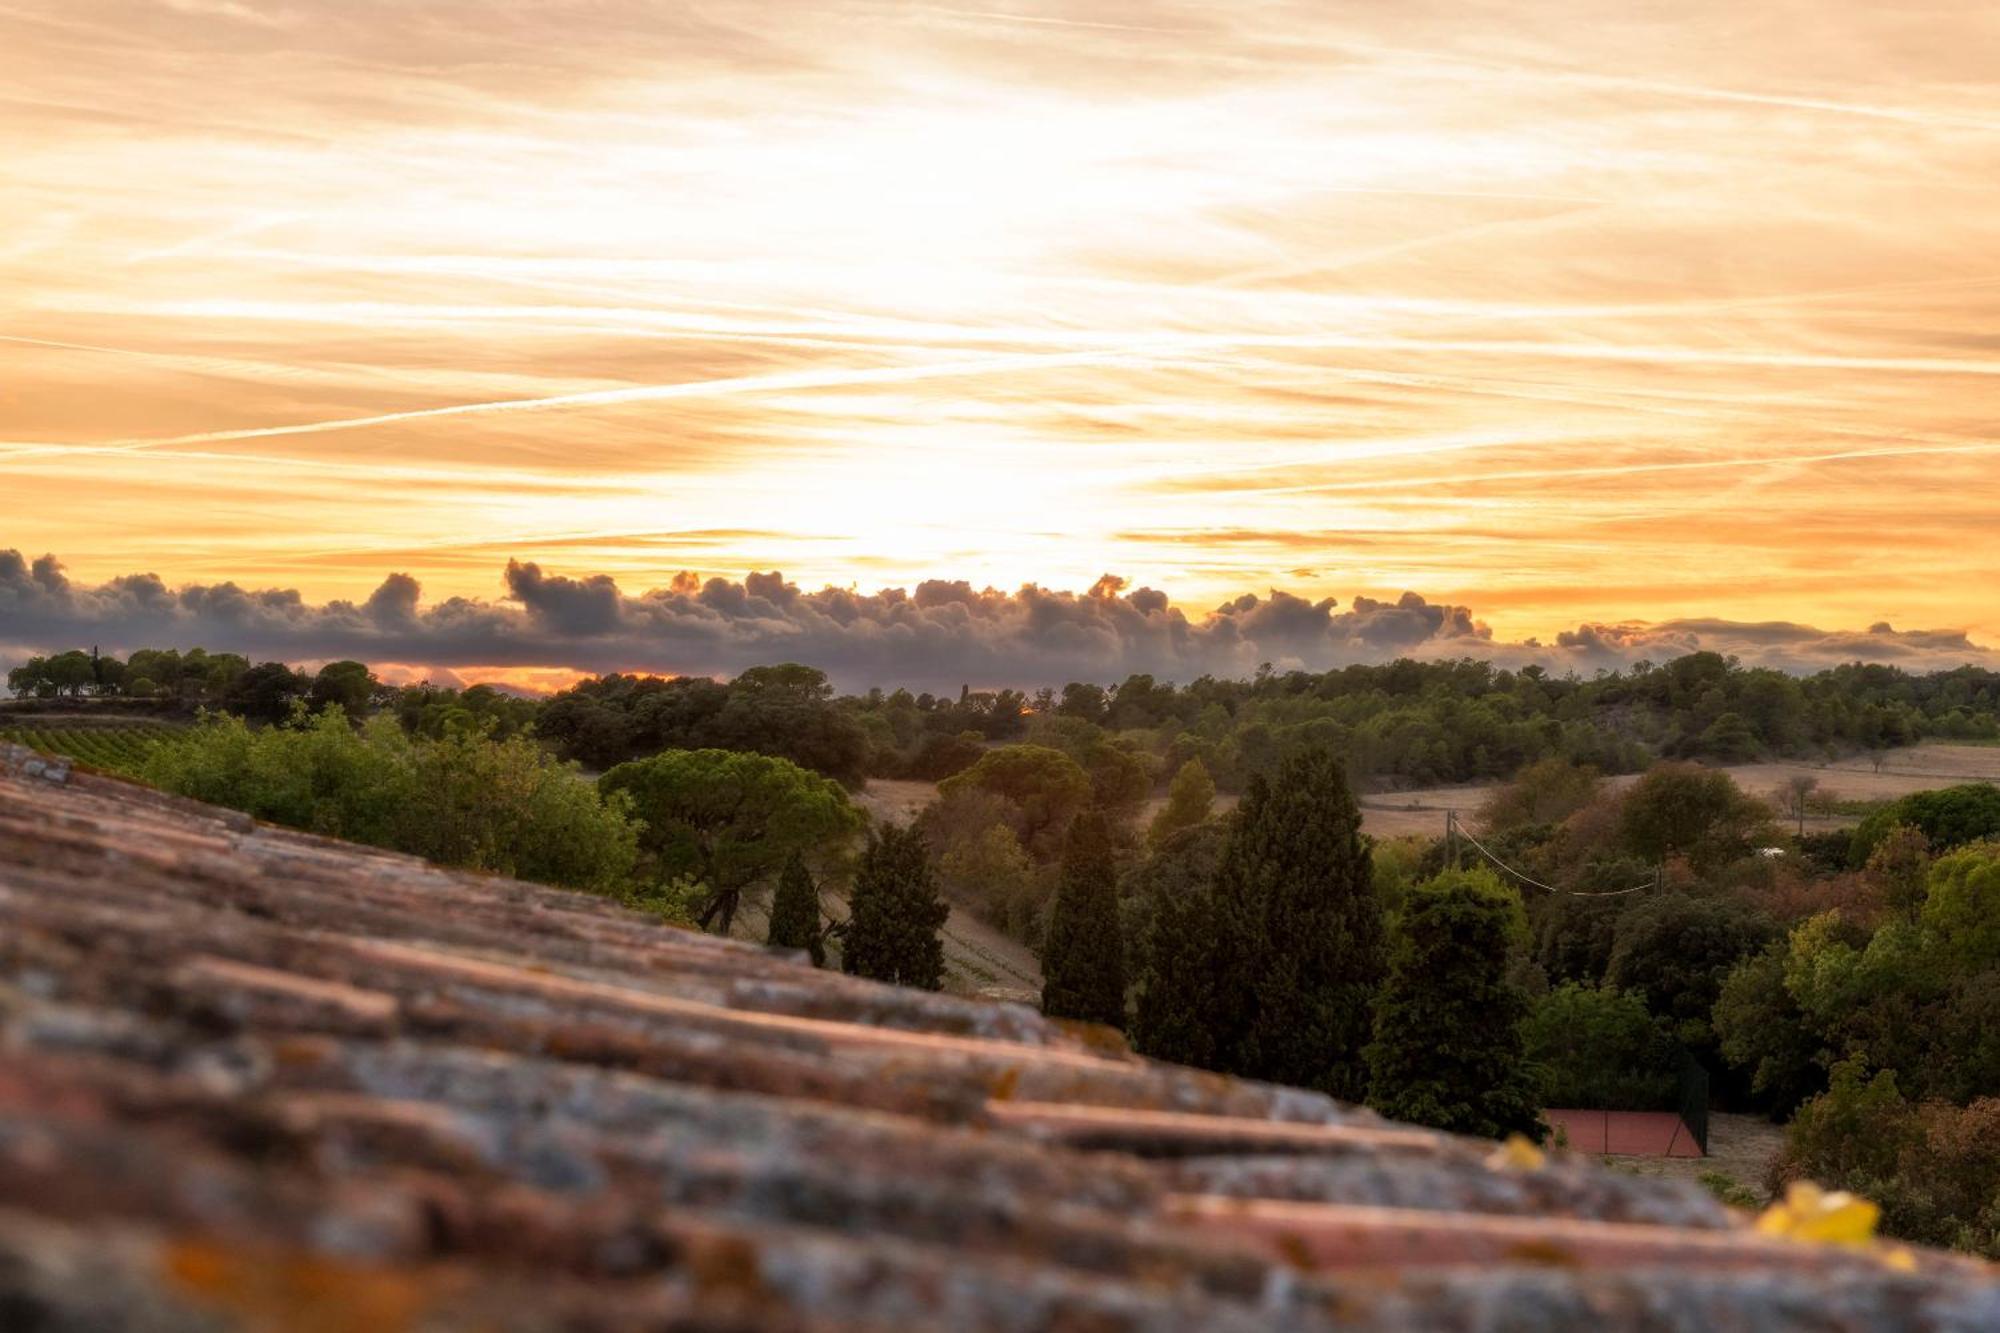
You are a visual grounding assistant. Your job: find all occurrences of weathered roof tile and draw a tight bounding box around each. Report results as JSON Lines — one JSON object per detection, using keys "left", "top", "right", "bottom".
{"left": 2, "top": 742, "right": 1994, "bottom": 1330}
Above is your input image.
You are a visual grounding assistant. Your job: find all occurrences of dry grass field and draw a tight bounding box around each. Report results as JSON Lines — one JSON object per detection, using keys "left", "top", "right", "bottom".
{"left": 1360, "top": 741, "right": 2000, "bottom": 839}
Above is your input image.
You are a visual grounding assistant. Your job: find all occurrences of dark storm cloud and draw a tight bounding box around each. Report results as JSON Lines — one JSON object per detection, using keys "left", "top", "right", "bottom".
{"left": 1, "top": 549, "right": 1991, "bottom": 692}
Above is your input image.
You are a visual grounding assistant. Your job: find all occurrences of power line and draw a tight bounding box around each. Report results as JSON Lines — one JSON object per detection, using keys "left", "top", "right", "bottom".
{"left": 1446, "top": 810, "right": 1653, "bottom": 897}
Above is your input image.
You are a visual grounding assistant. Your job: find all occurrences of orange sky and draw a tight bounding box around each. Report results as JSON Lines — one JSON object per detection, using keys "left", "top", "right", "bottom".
{"left": 3, "top": 0, "right": 1998, "bottom": 647}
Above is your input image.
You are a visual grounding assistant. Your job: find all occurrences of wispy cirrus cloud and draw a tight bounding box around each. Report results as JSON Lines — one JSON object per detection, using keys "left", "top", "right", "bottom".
{"left": 2, "top": 1, "right": 1998, "bottom": 647}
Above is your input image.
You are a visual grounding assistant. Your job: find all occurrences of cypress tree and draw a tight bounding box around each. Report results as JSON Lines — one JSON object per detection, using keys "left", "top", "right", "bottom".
{"left": 841, "top": 824, "right": 948, "bottom": 990}
{"left": 1132, "top": 876, "right": 1234, "bottom": 1068}
{"left": 1366, "top": 868, "right": 1544, "bottom": 1140}
{"left": 1147, "top": 757, "right": 1216, "bottom": 849}
{"left": 767, "top": 852, "right": 825, "bottom": 965}
{"left": 1225, "top": 749, "right": 1385, "bottom": 1100}
{"left": 1041, "top": 809, "right": 1127, "bottom": 1028}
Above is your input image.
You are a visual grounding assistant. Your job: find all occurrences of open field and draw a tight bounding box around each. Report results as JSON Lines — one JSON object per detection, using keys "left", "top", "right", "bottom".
{"left": 856, "top": 736, "right": 2000, "bottom": 840}
{"left": 0, "top": 716, "right": 185, "bottom": 778}
{"left": 858, "top": 743, "right": 2000, "bottom": 847}
{"left": 1359, "top": 741, "right": 2000, "bottom": 839}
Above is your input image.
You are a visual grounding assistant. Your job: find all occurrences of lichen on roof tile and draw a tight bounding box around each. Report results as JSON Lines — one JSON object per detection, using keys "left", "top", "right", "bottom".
{"left": 1, "top": 743, "right": 1995, "bottom": 1331}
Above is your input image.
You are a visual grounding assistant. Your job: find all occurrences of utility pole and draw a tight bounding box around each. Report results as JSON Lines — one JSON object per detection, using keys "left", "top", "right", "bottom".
{"left": 1446, "top": 809, "right": 1459, "bottom": 871}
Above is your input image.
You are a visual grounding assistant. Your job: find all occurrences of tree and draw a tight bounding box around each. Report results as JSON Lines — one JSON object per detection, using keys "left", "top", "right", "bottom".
{"left": 599, "top": 749, "right": 862, "bottom": 934}
{"left": 141, "top": 708, "right": 637, "bottom": 893}
{"left": 1220, "top": 749, "right": 1385, "bottom": 1100}
{"left": 1714, "top": 943, "right": 1825, "bottom": 1116}
{"left": 1530, "top": 890, "right": 1628, "bottom": 986}
{"left": 767, "top": 852, "right": 826, "bottom": 965}
{"left": 1366, "top": 869, "right": 1543, "bottom": 1139}
{"left": 1076, "top": 738, "right": 1153, "bottom": 825}
{"left": 1696, "top": 711, "right": 1761, "bottom": 763}
{"left": 6, "top": 657, "right": 49, "bottom": 698}
{"left": 1131, "top": 873, "right": 1233, "bottom": 1070}
{"left": 1865, "top": 824, "right": 1933, "bottom": 921}
{"left": 1056, "top": 681, "right": 1108, "bottom": 723}
{"left": 937, "top": 745, "right": 1091, "bottom": 860}
{"left": 1148, "top": 757, "right": 1216, "bottom": 848}
{"left": 225, "top": 661, "right": 307, "bottom": 724}
{"left": 537, "top": 666, "right": 868, "bottom": 784}
{"left": 1850, "top": 784, "right": 2000, "bottom": 866}
{"left": 1477, "top": 757, "right": 1601, "bottom": 834}
{"left": 1604, "top": 891, "right": 1776, "bottom": 1056}
{"left": 308, "top": 659, "right": 379, "bottom": 716}
{"left": 1040, "top": 809, "right": 1126, "bottom": 1028}
{"left": 1617, "top": 762, "right": 1778, "bottom": 873}
{"left": 1922, "top": 843, "right": 2000, "bottom": 973}
{"left": 399, "top": 722, "right": 642, "bottom": 892}
{"left": 937, "top": 822, "right": 1041, "bottom": 939}
{"left": 842, "top": 824, "right": 948, "bottom": 990}
{"left": 1772, "top": 774, "right": 1821, "bottom": 839}
{"left": 44, "top": 650, "right": 96, "bottom": 697}
{"left": 1522, "top": 983, "right": 1679, "bottom": 1110}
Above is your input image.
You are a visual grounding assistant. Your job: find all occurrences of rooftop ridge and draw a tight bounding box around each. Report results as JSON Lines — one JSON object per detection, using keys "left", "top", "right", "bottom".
{"left": 1, "top": 745, "right": 1994, "bottom": 1329}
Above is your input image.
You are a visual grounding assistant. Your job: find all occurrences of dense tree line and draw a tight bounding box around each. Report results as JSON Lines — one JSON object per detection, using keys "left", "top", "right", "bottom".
{"left": 5, "top": 646, "right": 537, "bottom": 736}
{"left": 537, "top": 665, "right": 874, "bottom": 784}
{"left": 23, "top": 645, "right": 2000, "bottom": 796}
{"left": 839, "top": 653, "right": 2000, "bottom": 792}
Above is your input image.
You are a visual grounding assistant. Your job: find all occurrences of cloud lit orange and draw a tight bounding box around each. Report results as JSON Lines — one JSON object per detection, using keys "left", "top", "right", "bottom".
{"left": 3, "top": 0, "right": 1998, "bottom": 657}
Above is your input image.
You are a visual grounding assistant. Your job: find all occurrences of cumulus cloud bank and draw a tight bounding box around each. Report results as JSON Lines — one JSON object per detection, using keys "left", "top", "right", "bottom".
{"left": 2, "top": 550, "right": 1991, "bottom": 693}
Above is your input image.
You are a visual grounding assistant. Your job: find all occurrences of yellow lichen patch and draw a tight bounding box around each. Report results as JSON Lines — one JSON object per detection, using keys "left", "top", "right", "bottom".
{"left": 270, "top": 1036, "right": 337, "bottom": 1068}
{"left": 1484, "top": 1134, "right": 1546, "bottom": 1172}
{"left": 1274, "top": 1231, "right": 1316, "bottom": 1271}
{"left": 684, "top": 1233, "right": 768, "bottom": 1303}
{"left": 1048, "top": 1017, "right": 1135, "bottom": 1059}
{"left": 1502, "top": 1239, "right": 1583, "bottom": 1268}
{"left": 1883, "top": 1246, "right": 1920, "bottom": 1274}
{"left": 985, "top": 1065, "right": 1022, "bottom": 1103}
{"left": 164, "top": 1240, "right": 450, "bottom": 1333}
{"left": 1754, "top": 1181, "right": 1881, "bottom": 1247}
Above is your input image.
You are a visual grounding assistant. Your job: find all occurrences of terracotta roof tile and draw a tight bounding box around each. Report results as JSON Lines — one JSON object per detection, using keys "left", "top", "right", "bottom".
{"left": 2, "top": 742, "right": 1995, "bottom": 1330}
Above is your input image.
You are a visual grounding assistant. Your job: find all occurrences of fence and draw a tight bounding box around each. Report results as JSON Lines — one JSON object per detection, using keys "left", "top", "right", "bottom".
{"left": 1673, "top": 1050, "right": 1711, "bottom": 1156}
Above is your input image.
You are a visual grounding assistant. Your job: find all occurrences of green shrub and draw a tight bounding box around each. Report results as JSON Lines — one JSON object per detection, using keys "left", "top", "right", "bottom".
{"left": 143, "top": 707, "right": 636, "bottom": 893}
{"left": 1523, "top": 982, "right": 1678, "bottom": 1109}
{"left": 1773, "top": 1060, "right": 2000, "bottom": 1258}
{"left": 1850, "top": 784, "right": 2000, "bottom": 867}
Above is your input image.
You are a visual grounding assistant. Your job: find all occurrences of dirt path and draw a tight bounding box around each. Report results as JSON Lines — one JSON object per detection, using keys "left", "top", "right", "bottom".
{"left": 726, "top": 875, "right": 1044, "bottom": 1002}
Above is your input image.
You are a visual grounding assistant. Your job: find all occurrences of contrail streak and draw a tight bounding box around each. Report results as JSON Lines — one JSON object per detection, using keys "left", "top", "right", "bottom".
{"left": 1199, "top": 440, "right": 2000, "bottom": 498}
{"left": 1291, "top": 35, "right": 2000, "bottom": 133}
{"left": 0, "top": 348, "right": 1150, "bottom": 463}
{"left": 9, "top": 325, "right": 1998, "bottom": 465}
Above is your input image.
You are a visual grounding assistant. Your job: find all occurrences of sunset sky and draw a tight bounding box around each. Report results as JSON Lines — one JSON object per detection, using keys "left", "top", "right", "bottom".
{"left": 4, "top": 1, "right": 1998, "bottom": 684}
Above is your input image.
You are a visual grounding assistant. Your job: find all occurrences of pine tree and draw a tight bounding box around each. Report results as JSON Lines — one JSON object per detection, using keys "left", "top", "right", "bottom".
{"left": 767, "top": 852, "right": 825, "bottom": 965}
{"left": 1041, "top": 809, "right": 1127, "bottom": 1028}
{"left": 841, "top": 824, "right": 948, "bottom": 990}
{"left": 1147, "top": 757, "right": 1216, "bottom": 849}
{"left": 1224, "top": 749, "right": 1385, "bottom": 1100}
{"left": 1366, "top": 868, "right": 1544, "bottom": 1139}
